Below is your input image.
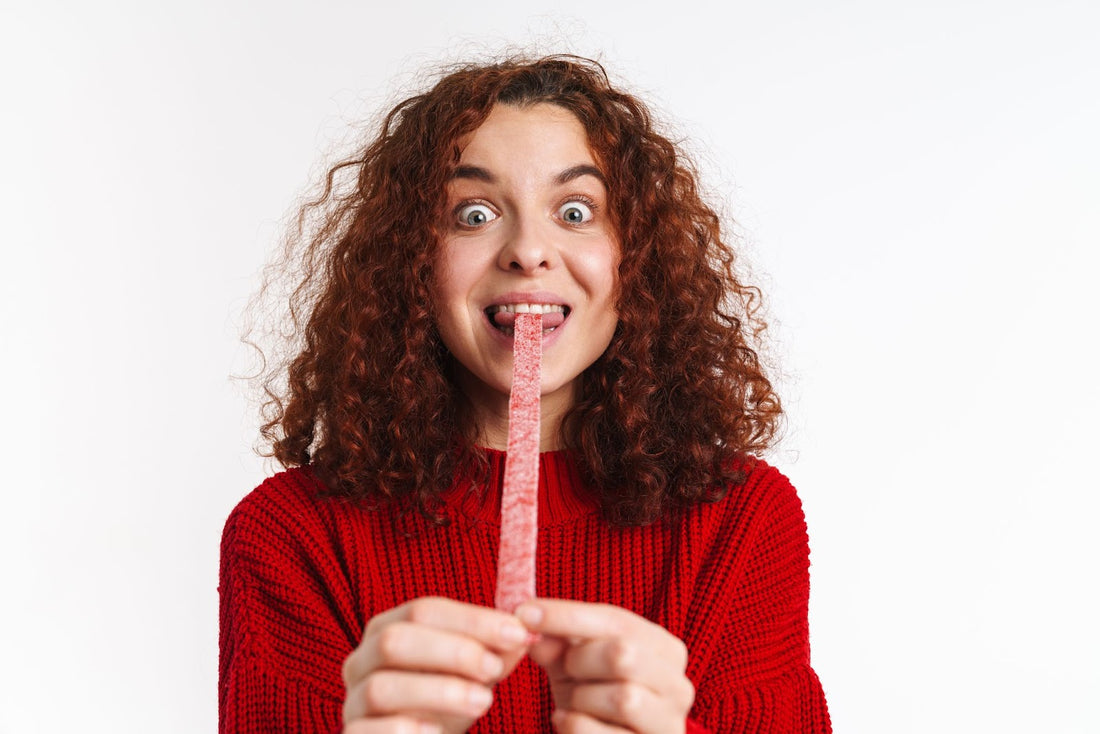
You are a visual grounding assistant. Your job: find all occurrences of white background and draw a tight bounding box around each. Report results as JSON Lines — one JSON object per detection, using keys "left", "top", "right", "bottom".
{"left": 2, "top": 1, "right": 1098, "bottom": 732}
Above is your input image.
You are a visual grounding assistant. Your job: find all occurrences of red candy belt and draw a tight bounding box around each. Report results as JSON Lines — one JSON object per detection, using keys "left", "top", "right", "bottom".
{"left": 495, "top": 312, "right": 541, "bottom": 612}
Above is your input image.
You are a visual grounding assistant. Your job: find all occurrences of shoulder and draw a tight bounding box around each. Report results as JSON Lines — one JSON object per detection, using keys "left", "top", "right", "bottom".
{"left": 702, "top": 456, "right": 806, "bottom": 529}
{"left": 738, "top": 457, "right": 807, "bottom": 530}
{"left": 221, "top": 466, "right": 341, "bottom": 559}
{"left": 225, "top": 465, "right": 324, "bottom": 524}
{"left": 680, "top": 457, "right": 809, "bottom": 561}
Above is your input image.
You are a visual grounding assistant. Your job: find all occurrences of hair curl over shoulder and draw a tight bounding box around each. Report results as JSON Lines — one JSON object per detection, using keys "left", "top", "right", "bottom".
{"left": 250, "top": 55, "right": 782, "bottom": 525}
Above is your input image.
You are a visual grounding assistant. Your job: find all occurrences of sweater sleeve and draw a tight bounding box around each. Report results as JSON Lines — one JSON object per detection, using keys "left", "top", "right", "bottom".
{"left": 689, "top": 471, "right": 831, "bottom": 733}
{"left": 219, "top": 479, "right": 358, "bottom": 734}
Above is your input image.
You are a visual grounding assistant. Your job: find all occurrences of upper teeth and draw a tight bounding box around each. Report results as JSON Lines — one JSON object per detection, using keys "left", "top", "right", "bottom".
{"left": 487, "top": 303, "right": 566, "bottom": 314}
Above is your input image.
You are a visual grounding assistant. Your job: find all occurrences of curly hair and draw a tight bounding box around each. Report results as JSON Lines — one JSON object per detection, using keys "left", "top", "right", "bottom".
{"left": 250, "top": 55, "right": 782, "bottom": 526}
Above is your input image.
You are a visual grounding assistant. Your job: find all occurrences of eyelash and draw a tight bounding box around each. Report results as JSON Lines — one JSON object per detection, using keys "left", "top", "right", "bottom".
{"left": 453, "top": 200, "right": 498, "bottom": 229}
{"left": 452, "top": 195, "right": 600, "bottom": 229}
{"left": 559, "top": 195, "right": 598, "bottom": 225}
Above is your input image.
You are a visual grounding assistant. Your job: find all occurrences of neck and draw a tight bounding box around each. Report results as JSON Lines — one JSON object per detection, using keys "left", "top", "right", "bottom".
{"left": 471, "top": 399, "right": 571, "bottom": 451}
{"left": 461, "top": 382, "right": 577, "bottom": 452}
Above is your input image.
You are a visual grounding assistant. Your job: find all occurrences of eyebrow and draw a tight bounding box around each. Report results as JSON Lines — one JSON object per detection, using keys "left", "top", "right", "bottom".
{"left": 452, "top": 165, "right": 495, "bottom": 182}
{"left": 556, "top": 164, "right": 606, "bottom": 186}
{"left": 450, "top": 164, "right": 606, "bottom": 186}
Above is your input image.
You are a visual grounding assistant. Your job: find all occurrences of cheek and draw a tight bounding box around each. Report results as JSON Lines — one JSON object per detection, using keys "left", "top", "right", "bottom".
{"left": 590, "top": 255, "right": 621, "bottom": 311}
{"left": 575, "top": 239, "right": 620, "bottom": 292}
{"left": 432, "top": 245, "right": 474, "bottom": 308}
{"left": 428, "top": 270, "right": 462, "bottom": 347}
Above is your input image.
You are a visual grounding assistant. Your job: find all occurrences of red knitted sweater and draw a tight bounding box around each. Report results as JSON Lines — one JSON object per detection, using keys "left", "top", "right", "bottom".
{"left": 219, "top": 450, "right": 830, "bottom": 733}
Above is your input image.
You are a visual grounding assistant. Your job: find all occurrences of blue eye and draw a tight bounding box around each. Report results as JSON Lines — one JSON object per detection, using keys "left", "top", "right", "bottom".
{"left": 559, "top": 201, "right": 593, "bottom": 225}
{"left": 456, "top": 203, "right": 497, "bottom": 227}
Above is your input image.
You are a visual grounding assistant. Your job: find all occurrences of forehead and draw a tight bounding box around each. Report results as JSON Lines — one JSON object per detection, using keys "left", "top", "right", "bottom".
{"left": 455, "top": 103, "right": 597, "bottom": 171}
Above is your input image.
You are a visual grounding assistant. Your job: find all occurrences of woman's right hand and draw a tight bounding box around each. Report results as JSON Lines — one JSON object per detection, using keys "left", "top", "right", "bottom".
{"left": 341, "top": 597, "right": 532, "bottom": 734}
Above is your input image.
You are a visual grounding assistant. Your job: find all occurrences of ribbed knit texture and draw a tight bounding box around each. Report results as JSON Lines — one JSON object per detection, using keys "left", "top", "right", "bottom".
{"left": 219, "top": 450, "right": 831, "bottom": 733}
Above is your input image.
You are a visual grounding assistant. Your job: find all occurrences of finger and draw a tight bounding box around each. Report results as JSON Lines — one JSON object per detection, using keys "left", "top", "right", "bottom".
{"left": 369, "top": 597, "right": 531, "bottom": 652}
{"left": 343, "top": 670, "right": 493, "bottom": 722}
{"left": 345, "top": 621, "right": 506, "bottom": 686}
{"left": 346, "top": 598, "right": 530, "bottom": 686}
{"left": 561, "top": 636, "right": 691, "bottom": 702}
{"left": 516, "top": 600, "right": 688, "bottom": 691}
{"left": 551, "top": 708, "right": 630, "bottom": 733}
{"left": 343, "top": 716, "right": 443, "bottom": 734}
{"left": 516, "top": 600, "right": 664, "bottom": 645}
{"left": 529, "top": 635, "right": 580, "bottom": 703}
{"left": 566, "top": 681, "right": 683, "bottom": 734}
{"left": 528, "top": 634, "right": 568, "bottom": 670}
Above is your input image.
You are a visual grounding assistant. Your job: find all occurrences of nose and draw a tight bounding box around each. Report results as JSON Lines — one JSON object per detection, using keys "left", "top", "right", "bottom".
{"left": 497, "top": 217, "right": 555, "bottom": 273}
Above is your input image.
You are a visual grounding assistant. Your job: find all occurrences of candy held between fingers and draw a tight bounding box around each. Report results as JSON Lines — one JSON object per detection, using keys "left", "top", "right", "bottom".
{"left": 495, "top": 312, "right": 541, "bottom": 612}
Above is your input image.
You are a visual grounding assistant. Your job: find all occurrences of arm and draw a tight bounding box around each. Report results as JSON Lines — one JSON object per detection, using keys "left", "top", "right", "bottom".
{"left": 219, "top": 483, "right": 353, "bottom": 734}
{"left": 220, "top": 478, "right": 531, "bottom": 734}
{"left": 689, "top": 474, "right": 831, "bottom": 732}
{"left": 507, "top": 469, "right": 829, "bottom": 733}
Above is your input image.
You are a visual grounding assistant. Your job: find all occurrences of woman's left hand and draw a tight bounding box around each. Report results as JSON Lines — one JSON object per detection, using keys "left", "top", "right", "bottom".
{"left": 516, "top": 599, "right": 695, "bottom": 734}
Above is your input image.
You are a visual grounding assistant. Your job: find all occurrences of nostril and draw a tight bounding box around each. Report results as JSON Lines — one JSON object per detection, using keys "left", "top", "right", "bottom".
{"left": 509, "top": 261, "right": 548, "bottom": 271}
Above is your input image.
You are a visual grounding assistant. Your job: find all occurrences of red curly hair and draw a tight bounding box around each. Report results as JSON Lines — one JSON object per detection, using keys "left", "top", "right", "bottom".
{"left": 252, "top": 55, "right": 782, "bottom": 525}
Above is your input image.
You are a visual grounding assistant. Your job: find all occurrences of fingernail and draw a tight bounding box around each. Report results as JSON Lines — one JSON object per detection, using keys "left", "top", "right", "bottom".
{"left": 482, "top": 652, "right": 503, "bottom": 677}
{"left": 419, "top": 723, "right": 442, "bottom": 734}
{"left": 516, "top": 604, "right": 543, "bottom": 626}
{"left": 468, "top": 686, "right": 493, "bottom": 710}
{"left": 500, "top": 622, "right": 527, "bottom": 645}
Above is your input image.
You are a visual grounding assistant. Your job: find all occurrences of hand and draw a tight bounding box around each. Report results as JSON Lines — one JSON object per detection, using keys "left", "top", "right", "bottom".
{"left": 341, "top": 597, "right": 532, "bottom": 734}
{"left": 518, "top": 599, "right": 695, "bottom": 734}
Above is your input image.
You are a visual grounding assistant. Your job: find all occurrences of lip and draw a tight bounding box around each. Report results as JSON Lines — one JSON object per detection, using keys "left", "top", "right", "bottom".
{"left": 482, "top": 291, "right": 571, "bottom": 346}
{"left": 485, "top": 291, "right": 570, "bottom": 309}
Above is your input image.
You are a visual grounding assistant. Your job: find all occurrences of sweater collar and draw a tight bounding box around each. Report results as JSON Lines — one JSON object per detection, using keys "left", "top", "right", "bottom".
{"left": 447, "top": 447, "right": 600, "bottom": 527}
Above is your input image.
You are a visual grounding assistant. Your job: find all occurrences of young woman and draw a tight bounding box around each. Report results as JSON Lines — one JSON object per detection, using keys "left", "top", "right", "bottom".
{"left": 220, "top": 55, "right": 831, "bottom": 733}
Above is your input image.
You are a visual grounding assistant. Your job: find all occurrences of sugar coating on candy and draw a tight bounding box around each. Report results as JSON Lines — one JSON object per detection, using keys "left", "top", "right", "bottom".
{"left": 495, "top": 312, "right": 542, "bottom": 612}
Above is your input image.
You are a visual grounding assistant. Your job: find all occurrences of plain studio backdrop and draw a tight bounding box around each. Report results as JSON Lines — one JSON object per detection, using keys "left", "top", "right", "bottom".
{"left": 1, "top": 1, "right": 1097, "bottom": 732}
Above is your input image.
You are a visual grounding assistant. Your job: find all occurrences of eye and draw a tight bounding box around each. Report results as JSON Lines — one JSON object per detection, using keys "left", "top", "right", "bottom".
{"left": 558, "top": 200, "right": 594, "bottom": 225}
{"left": 456, "top": 203, "right": 498, "bottom": 228}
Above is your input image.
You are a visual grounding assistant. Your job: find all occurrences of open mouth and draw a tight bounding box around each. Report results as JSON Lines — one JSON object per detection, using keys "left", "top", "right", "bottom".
{"left": 485, "top": 303, "right": 570, "bottom": 336}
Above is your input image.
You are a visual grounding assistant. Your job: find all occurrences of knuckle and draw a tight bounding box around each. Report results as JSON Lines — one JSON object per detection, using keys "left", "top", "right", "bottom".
{"left": 611, "top": 682, "right": 641, "bottom": 716}
{"left": 406, "top": 598, "right": 431, "bottom": 624}
{"left": 552, "top": 711, "right": 579, "bottom": 733}
{"left": 362, "top": 674, "right": 391, "bottom": 713}
{"left": 476, "top": 613, "right": 503, "bottom": 641}
{"left": 456, "top": 640, "right": 484, "bottom": 674}
{"left": 388, "top": 719, "right": 426, "bottom": 734}
{"left": 343, "top": 721, "right": 386, "bottom": 734}
{"left": 406, "top": 596, "right": 448, "bottom": 626}
{"left": 340, "top": 652, "right": 356, "bottom": 686}
{"left": 362, "top": 615, "right": 382, "bottom": 637}
{"left": 591, "top": 604, "right": 620, "bottom": 632}
{"left": 375, "top": 624, "right": 406, "bottom": 663}
{"left": 607, "top": 637, "right": 636, "bottom": 675}
{"left": 441, "top": 679, "right": 467, "bottom": 706}
{"left": 680, "top": 677, "right": 697, "bottom": 709}
{"left": 674, "top": 637, "right": 689, "bottom": 666}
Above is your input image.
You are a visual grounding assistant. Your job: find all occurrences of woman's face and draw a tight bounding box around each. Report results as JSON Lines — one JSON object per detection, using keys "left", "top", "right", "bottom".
{"left": 432, "top": 103, "right": 620, "bottom": 445}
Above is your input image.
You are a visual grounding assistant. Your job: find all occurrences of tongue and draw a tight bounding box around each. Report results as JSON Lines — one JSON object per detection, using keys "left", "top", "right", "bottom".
{"left": 494, "top": 310, "right": 565, "bottom": 329}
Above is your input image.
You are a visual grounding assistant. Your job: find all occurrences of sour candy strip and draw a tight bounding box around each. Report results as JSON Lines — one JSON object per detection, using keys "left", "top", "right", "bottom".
{"left": 495, "top": 312, "right": 542, "bottom": 612}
